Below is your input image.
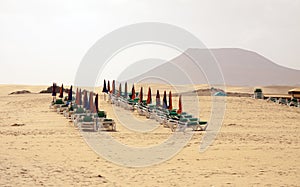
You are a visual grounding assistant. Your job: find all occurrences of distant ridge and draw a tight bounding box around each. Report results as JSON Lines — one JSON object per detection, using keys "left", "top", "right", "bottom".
{"left": 126, "top": 48, "right": 300, "bottom": 86}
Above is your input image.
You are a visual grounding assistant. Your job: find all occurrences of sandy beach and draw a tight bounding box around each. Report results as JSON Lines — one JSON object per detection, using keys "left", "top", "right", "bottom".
{"left": 0, "top": 84, "right": 299, "bottom": 186}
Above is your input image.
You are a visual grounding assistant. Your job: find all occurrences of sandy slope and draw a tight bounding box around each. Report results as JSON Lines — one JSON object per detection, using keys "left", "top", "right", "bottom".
{"left": 0, "top": 85, "right": 299, "bottom": 186}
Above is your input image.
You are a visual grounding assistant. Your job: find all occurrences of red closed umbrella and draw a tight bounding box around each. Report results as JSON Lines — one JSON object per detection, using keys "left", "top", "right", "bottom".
{"left": 139, "top": 87, "right": 143, "bottom": 103}
{"left": 59, "top": 84, "right": 64, "bottom": 98}
{"left": 177, "top": 95, "right": 182, "bottom": 114}
{"left": 68, "top": 86, "right": 73, "bottom": 102}
{"left": 146, "top": 87, "right": 152, "bottom": 104}
{"left": 131, "top": 84, "right": 136, "bottom": 100}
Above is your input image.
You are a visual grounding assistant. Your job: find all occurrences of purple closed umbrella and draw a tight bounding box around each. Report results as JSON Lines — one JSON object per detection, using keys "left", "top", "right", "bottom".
{"left": 79, "top": 88, "right": 82, "bottom": 105}
{"left": 52, "top": 83, "right": 57, "bottom": 102}
{"left": 89, "top": 91, "right": 94, "bottom": 112}
{"left": 95, "top": 94, "right": 99, "bottom": 113}
{"left": 156, "top": 90, "right": 160, "bottom": 107}
{"left": 162, "top": 91, "right": 168, "bottom": 109}
{"left": 83, "top": 90, "right": 88, "bottom": 109}
{"left": 112, "top": 80, "right": 116, "bottom": 95}
{"left": 52, "top": 83, "right": 57, "bottom": 97}
{"left": 68, "top": 86, "right": 73, "bottom": 101}
{"left": 124, "top": 82, "right": 128, "bottom": 98}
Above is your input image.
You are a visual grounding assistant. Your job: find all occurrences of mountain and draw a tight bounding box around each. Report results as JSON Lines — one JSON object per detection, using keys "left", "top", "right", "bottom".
{"left": 123, "top": 48, "right": 300, "bottom": 86}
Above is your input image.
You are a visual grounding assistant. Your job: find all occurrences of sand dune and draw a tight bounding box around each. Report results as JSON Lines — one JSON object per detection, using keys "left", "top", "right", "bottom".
{"left": 0, "top": 85, "right": 299, "bottom": 186}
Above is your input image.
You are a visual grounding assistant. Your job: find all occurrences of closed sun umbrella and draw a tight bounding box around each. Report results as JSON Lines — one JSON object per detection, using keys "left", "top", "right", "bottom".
{"left": 95, "top": 94, "right": 99, "bottom": 113}
{"left": 156, "top": 90, "right": 160, "bottom": 107}
{"left": 177, "top": 95, "right": 182, "bottom": 114}
{"left": 139, "top": 87, "right": 143, "bottom": 103}
{"left": 59, "top": 84, "right": 64, "bottom": 98}
{"left": 52, "top": 83, "right": 57, "bottom": 102}
{"left": 102, "top": 79, "right": 108, "bottom": 93}
{"left": 118, "top": 83, "right": 122, "bottom": 97}
{"left": 79, "top": 88, "right": 82, "bottom": 105}
{"left": 68, "top": 85, "right": 73, "bottom": 102}
{"left": 124, "top": 82, "right": 128, "bottom": 98}
{"left": 52, "top": 83, "right": 57, "bottom": 96}
{"left": 163, "top": 91, "right": 168, "bottom": 109}
{"left": 146, "top": 87, "right": 152, "bottom": 104}
{"left": 131, "top": 84, "right": 136, "bottom": 100}
{"left": 112, "top": 80, "right": 116, "bottom": 95}
{"left": 107, "top": 80, "right": 111, "bottom": 93}
{"left": 75, "top": 88, "right": 78, "bottom": 105}
{"left": 89, "top": 91, "right": 94, "bottom": 112}
{"left": 83, "top": 90, "right": 88, "bottom": 109}
{"left": 168, "top": 91, "right": 173, "bottom": 110}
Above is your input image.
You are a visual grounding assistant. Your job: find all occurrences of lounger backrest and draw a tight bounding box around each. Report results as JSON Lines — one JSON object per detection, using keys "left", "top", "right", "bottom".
{"left": 179, "top": 118, "right": 188, "bottom": 122}
{"left": 189, "top": 118, "right": 198, "bottom": 122}
{"left": 182, "top": 115, "right": 193, "bottom": 119}
{"left": 98, "top": 111, "right": 107, "bottom": 118}
{"left": 55, "top": 99, "right": 64, "bottom": 104}
{"left": 83, "top": 116, "right": 93, "bottom": 122}
{"left": 76, "top": 108, "right": 85, "bottom": 114}
{"left": 187, "top": 121, "right": 198, "bottom": 125}
{"left": 169, "top": 111, "right": 178, "bottom": 116}
{"left": 104, "top": 119, "right": 113, "bottom": 122}
{"left": 170, "top": 109, "right": 177, "bottom": 113}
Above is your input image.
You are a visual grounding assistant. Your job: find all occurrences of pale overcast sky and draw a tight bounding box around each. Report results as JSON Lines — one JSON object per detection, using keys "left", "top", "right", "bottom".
{"left": 0, "top": 0, "right": 299, "bottom": 85}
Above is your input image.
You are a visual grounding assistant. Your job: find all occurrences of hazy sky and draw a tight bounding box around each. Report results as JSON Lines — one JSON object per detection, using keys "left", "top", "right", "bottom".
{"left": 0, "top": 0, "right": 299, "bottom": 85}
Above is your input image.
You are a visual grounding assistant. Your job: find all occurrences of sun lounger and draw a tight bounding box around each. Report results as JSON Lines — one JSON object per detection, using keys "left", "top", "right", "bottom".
{"left": 266, "top": 97, "right": 277, "bottom": 103}
{"left": 97, "top": 118, "right": 116, "bottom": 131}
{"left": 57, "top": 103, "right": 69, "bottom": 114}
{"left": 178, "top": 117, "right": 208, "bottom": 131}
{"left": 277, "top": 98, "right": 287, "bottom": 105}
{"left": 145, "top": 104, "right": 156, "bottom": 119}
{"left": 95, "top": 110, "right": 116, "bottom": 131}
{"left": 63, "top": 104, "right": 78, "bottom": 119}
{"left": 288, "top": 98, "right": 298, "bottom": 107}
{"left": 71, "top": 107, "right": 87, "bottom": 125}
{"left": 137, "top": 104, "right": 147, "bottom": 116}
{"left": 78, "top": 115, "right": 97, "bottom": 131}
{"left": 51, "top": 99, "right": 65, "bottom": 110}
{"left": 167, "top": 113, "right": 208, "bottom": 132}
{"left": 124, "top": 99, "right": 137, "bottom": 110}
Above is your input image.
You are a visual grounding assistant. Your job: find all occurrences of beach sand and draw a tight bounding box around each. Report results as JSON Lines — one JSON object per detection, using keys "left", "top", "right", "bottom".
{"left": 0, "top": 84, "right": 299, "bottom": 186}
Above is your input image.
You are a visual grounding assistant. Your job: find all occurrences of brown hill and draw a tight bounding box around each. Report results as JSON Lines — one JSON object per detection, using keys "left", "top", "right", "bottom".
{"left": 125, "top": 48, "right": 300, "bottom": 86}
